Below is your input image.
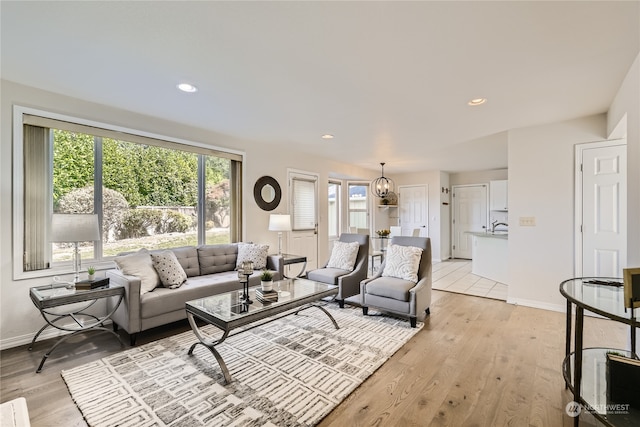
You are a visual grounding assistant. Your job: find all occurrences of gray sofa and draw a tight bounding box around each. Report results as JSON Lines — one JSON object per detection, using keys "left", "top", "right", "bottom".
{"left": 106, "top": 243, "right": 283, "bottom": 345}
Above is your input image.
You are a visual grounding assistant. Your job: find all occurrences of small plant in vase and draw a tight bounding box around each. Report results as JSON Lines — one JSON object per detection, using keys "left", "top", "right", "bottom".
{"left": 260, "top": 270, "right": 274, "bottom": 291}
{"left": 87, "top": 266, "right": 96, "bottom": 281}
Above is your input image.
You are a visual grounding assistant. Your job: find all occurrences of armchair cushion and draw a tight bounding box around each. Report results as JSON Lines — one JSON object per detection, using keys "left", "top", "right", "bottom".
{"left": 307, "top": 267, "right": 350, "bottom": 285}
{"left": 326, "top": 240, "right": 359, "bottom": 271}
{"left": 382, "top": 244, "right": 423, "bottom": 282}
{"left": 365, "top": 276, "right": 415, "bottom": 302}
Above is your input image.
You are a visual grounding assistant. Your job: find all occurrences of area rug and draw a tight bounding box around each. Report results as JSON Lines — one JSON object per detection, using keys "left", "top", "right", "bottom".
{"left": 61, "top": 305, "right": 422, "bottom": 427}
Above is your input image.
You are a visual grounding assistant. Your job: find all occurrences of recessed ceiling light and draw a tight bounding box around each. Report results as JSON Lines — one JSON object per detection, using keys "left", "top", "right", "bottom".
{"left": 177, "top": 83, "right": 198, "bottom": 93}
{"left": 321, "top": 134, "right": 334, "bottom": 139}
{"left": 468, "top": 98, "right": 487, "bottom": 106}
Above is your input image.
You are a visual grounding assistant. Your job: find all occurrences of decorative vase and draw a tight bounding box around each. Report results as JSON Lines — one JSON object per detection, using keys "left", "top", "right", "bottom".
{"left": 261, "top": 280, "right": 273, "bottom": 291}
{"left": 88, "top": 274, "right": 95, "bottom": 281}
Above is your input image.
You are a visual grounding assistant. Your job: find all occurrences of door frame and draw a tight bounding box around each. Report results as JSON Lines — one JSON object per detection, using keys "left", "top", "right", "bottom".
{"left": 574, "top": 139, "right": 627, "bottom": 276}
{"left": 288, "top": 168, "right": 319, "bottom": 270}
{"left": 451, "top": 183, "right": 489, "bottom": 259}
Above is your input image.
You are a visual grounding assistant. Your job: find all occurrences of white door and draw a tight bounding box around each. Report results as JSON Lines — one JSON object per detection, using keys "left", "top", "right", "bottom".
{"left": 452, "top": 184, "right": 488, "bottom": 259}
{"left": 580, "top": 142, "right": 627, "bottom": 277}
{"left": 399, "top": 185, "right": 428, "bottom": 237}
{"left": 289, "top": 170, "right": 319, "bottom": 271}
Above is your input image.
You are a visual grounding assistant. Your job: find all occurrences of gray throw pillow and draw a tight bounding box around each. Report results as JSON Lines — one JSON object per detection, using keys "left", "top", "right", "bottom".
{"left": 151, "top": 250, "right": 187, "bottom": 289}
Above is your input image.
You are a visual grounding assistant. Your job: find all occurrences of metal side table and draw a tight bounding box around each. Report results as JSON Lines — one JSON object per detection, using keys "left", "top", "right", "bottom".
{"left": 29, "top": 282, "right": 125, "bottom": 372}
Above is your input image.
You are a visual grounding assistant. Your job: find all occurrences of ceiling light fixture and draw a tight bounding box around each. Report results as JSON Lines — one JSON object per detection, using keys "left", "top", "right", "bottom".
{"left": 371, "top": 162, "right": 395, "bottom": 199}
{"left": 321, "top": 134, "right": 334, "bottom": 139}
{"left": 468, "top": 98, "right": 487, "bottom": 106}
{"left": 177, "top": 83, "right": 198, "bottom": 93}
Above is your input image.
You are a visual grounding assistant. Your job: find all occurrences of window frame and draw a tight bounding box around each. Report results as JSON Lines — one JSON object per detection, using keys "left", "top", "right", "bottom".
{"left": 12, "top": 105, "right": 245, "bottom": 280}
{"left": 328, "top": 180, "right": 341, "bottom": 239}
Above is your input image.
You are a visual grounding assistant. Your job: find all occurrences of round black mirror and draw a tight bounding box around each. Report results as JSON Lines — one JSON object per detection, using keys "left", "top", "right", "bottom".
{"left": 253, "top": 176, "right": 281, "bottom": 211}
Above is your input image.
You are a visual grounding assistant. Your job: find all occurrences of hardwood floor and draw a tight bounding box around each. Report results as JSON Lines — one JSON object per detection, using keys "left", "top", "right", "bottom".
{"left": 1, "top": 290, "right": 629, "bottom": 426}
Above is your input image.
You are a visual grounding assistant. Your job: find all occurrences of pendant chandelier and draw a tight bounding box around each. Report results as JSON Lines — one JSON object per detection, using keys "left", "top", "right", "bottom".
{"left": 371, "top": 162, "right": 395, "bottom": 198}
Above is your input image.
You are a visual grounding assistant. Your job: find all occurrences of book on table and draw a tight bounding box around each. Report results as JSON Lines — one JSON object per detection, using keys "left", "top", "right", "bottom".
{"left": 255, "top": 288, "right": 278, "bottom": 302}
{"left": 75, "top": 278, "right": 110, "bottom": 290}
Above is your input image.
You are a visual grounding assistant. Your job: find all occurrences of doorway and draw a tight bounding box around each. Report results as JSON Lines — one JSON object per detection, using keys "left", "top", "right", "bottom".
{"left": 451, "top": 184, "right": 488, "bottom": 259}
{"left": 289, "top": 170, "right": 319, "bottom": 271}
{"left": 575, "top": 139, "right": 627, "bottom": 277}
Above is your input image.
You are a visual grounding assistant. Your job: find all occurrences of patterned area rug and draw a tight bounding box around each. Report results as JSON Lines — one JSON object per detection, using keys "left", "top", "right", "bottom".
{"left": 62, "top": 305, "right": 422, "bottom": 426}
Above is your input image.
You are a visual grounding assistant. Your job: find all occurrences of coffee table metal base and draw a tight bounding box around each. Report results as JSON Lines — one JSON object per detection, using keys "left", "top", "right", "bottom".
{"left": 187, "top": 303, "right": 339, "bottom": 384}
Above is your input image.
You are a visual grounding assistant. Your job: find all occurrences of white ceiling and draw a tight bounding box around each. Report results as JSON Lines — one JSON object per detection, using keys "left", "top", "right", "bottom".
{"left": 2, "top": 1, "right": 638, "bottom": 174}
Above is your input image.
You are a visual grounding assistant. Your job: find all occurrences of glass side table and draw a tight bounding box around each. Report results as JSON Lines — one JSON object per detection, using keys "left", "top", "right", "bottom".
{"left": 560, "top": 277, "right": 640, "bottom": 426}
{"left": 277, "top": 253, "right": 307, "bottom": 278}
{"left": 29, "top": 282, "right": 125, "bottom": 372}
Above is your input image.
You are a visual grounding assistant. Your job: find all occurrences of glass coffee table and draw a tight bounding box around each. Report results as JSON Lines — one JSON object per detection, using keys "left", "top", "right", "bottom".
{"left": 185, "top": 278, "right": 339, "bottom": 384}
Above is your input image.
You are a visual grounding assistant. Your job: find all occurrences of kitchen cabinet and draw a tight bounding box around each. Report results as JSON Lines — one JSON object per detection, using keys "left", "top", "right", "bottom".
{"left": 490, "top": 180, "right": 508, "bottom": 211}
{"left": 469, "top": 232, "right": 508, "bottom": 284}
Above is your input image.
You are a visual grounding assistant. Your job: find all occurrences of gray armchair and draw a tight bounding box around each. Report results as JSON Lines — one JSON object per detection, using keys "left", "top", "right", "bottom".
{"left": 306, "top": 233, "right": 369, "bottom": 308}
{"left": 360, "top": 236, "right": 432, "bottom": 327}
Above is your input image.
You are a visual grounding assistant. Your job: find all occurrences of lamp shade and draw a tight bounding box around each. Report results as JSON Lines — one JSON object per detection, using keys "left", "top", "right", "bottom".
{"left": 268, "top": 214, "right": 292, "bottom": 232}
{"left": 51, "top": 214, "right": 100, "bottom": 242}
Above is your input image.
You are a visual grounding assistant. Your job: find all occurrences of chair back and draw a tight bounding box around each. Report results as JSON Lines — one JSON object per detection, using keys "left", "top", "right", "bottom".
{"left": 338, "top": 233, "right": 370, "bottom": 261}
{"left": 389, "top": 226, "right": 402, "bottom": 237}
{"left": 388, "top": 236, "right": 432, "bottom": 281}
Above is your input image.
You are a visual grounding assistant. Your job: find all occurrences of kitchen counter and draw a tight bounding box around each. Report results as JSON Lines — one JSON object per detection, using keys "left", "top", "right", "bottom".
{"left": 467, "top": 232, "right": 508, "bottom": 284}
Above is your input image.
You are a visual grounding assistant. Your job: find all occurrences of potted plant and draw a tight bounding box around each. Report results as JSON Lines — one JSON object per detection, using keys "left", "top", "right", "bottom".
{"left": 260, "top": 270, "right": 274, "bottom": 291}
{"left": 87, "top": 266, "right": 96, "bottom": 281}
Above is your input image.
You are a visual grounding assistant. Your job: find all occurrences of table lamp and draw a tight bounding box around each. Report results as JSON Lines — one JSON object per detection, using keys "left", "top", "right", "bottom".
{"left": 51, "top": 214, "right": 100, "bottom": 283}
{"left": 268, "top": 214, "right": 291, "bottom": 256}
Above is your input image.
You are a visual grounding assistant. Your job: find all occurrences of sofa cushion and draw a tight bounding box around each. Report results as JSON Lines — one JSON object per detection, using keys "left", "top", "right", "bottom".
{"left": 326, "top": 240, "right": 359, "bottom": 271}
{"left": 236, "top": 243, "right": 269, "bottom": 270}
{"left": 113, "top": 249, "right": 160, "bottom": 295}
{"left": 197, "top": 244, "right": 238, "bottom": 274}
{"left": 151, "top": 250, "right": 187, "bottom": 288}
{"left": 382, "top": 244, "right": 423, "bottom": 283}
{"left": 307, "top": 267, "right": 349, "bottom": 285}
{"left": 365, "top": 276, "right": 415, "bottom": 302}
{"left": 170, "top": 246, "right": 200, "bottom": 277}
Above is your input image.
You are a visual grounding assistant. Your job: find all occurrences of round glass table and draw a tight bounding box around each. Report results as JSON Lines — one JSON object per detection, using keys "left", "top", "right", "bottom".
{"left": 560, "top": 277, "right": 640, "bottom": 426}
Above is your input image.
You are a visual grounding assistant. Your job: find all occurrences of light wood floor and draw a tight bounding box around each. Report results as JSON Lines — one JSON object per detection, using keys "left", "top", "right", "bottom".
{"left": 1, "top": 290, "right": 629, "bottom": 426}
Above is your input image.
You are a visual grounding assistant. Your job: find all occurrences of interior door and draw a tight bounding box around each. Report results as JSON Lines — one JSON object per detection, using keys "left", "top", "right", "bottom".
{"left": 581, "top": 142, "right": 627, "bottom": 277}
{"left": 289, "top": 171, "right": 319, "bottom": 271}
{"left": 452, "top": 184, "right": 488, "bottom": 259}
{"left": 399, "top": 185, "right": 428, "bottom": 237}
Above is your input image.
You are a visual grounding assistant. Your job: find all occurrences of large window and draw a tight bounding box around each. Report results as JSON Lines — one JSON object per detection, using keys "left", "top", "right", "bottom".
{"left": 347, "top": 182, "right": 369, "bottom": 231}
{"left": 15, "top": 107, "right": 242, "bottom": 278}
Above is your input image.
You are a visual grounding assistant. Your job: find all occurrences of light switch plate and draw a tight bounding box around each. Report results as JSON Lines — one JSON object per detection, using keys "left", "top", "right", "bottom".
{"left": 519, "top": 216, "right": 536, "bottom": 226}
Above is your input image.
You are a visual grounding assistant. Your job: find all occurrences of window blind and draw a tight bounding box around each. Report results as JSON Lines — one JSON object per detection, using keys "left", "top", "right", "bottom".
{"left": 292, "top": 178, "right": 316, "bottom": 230}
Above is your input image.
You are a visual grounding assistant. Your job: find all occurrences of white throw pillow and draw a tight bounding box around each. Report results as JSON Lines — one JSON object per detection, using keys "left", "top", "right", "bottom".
{"left": 326, "top": 240, "right": 360, "bottom": 271}
{"left": 382, "top": 244, "right": 423, "bottom": 283}
{"left": 236, "top": 243, "right": 269, "bottom": 270}
{"left": 151, "top": 250, "right": 187, "bottom": 289}
{"left": 113, "top": 248, "right": 160, "bottom": 295}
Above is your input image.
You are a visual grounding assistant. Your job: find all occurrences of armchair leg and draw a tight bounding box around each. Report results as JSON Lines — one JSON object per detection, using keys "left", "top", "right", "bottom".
{"left": 130, "top": 333, "right": 138, "bottom": 347}
{"left": 362, "top": 306, "right": 368, "bottom": 316}
{"left": 112, "top": 322, "right": 119, "bottom": 332}
{"left": 338, "top": 299, "right": 345, "bottom": 308}
{"left": 410, "top": 317, "right": 417, "bottom": 328}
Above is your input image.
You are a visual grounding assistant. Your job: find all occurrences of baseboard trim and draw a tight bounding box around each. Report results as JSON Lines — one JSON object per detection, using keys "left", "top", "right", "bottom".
{"left": 1, "top": 320, "right": 114, "bottom": 351}
{"left": 506, "top": 297, "right": 565, "bottom": 314}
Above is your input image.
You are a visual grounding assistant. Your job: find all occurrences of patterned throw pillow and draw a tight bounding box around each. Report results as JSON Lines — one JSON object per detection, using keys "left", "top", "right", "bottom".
{"left": 326, "top": 240, "right": 360, "bottom": 271}
{"left": 382, "top": 244, "right": 423, "bottom": 283}
{"left": 113, "top": 248, "right": 160, "bottom": 295}
{"left": 151, "top": 250, "right": 187, "bottom": 289}
{"left": 236, "top": 243, "right": 269, "bottom": 270}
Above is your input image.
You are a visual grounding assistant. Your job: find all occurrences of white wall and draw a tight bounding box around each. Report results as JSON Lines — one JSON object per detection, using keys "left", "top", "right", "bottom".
{"left": 450, "top": 169, "right": 508, "bottom": 186}
{"left": 507, "top": 114, "right": 608, "bottom": 311}
{"left": 608, "top": 53, "right": 639, "bottom": 267}
{"left": 0, "top": 80, "right": 376, "bottom": 348}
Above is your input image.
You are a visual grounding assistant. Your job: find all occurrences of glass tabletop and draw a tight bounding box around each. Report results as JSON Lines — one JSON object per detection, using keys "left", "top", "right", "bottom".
{"left": 560, "top": 277, "right": 639, "bottom": 324}
{"left": 186, "top": 278, "right": 337, "bottom": 323}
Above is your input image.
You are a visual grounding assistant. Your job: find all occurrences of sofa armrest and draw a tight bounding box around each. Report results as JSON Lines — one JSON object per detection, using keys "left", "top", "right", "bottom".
{"left": 106, "top": 269, "right": 142, "bottom": 334}
{"left": 266, "top": 255, "right": 284, "bottom": 281}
